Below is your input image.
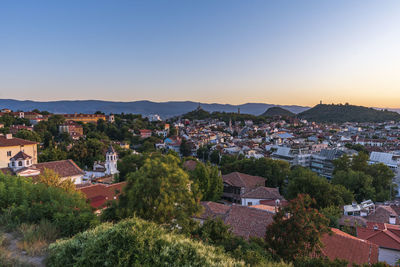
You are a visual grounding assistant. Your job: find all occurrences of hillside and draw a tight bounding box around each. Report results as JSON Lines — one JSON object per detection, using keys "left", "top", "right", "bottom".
{"left": 261, "top": 107, "right": 295, "bottom": 117}
{"left": 298, "top": 104, "right": 400, "bottom": 123}
{"left": 0, "top": 99, "right": 309, "bottom": 118}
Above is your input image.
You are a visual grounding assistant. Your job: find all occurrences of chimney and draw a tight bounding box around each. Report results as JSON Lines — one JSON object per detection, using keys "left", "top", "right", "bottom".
{"left": 389, "top": 214, "right": 396, "bottom": 225}
{"left": 5, "top": 134, "right": 12, "bottom": 139}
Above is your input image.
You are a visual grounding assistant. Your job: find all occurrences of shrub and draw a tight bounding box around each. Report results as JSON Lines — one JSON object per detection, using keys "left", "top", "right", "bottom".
{"left": 47, "top": 217, "right": 245, "bottom": 267}
{"left": 0, "top": 173, "right": 98, "bottom": 237}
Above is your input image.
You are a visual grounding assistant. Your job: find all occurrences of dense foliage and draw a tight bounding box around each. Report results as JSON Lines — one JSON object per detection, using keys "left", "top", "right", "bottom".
{"left": 0, "top": 174, "right": 98, "bottom": 237}
{"left": 102, "top": 154, "right": 202, "bottom": 230}
{"left": 47, "top": 217, "right": 248, "bottom": 267}
{"left": 286, "top": 167, "right": 353, "bottom": 209}
{"left": 188, "top": 161, "right": 223, "bottom": 201}
{"left": 298, "top": 103, "right": 400, "bottom": 123}
{"left": 332, "top": 153, "right": 397, "bottom": 202}
{"left": 181, "top": 108, "right": 270, "bottom": 124}
{"left": 265, "top": 194, "right": 330, "bottom": 261}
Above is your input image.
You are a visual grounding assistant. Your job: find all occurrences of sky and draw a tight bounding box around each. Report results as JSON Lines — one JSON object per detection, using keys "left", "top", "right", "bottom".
{"left": 1, "top": 0, "right": 400, "bottom": 107}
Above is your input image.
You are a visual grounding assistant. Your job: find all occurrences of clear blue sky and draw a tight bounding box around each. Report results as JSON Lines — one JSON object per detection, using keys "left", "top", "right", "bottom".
{"left": 1, "top": 0, "right": 400, "bottom": 107}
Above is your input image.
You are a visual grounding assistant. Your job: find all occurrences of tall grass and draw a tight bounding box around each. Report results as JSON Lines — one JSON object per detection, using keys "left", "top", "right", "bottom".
{"left": 17, "top": 219, "right": 59, "bottom": 256}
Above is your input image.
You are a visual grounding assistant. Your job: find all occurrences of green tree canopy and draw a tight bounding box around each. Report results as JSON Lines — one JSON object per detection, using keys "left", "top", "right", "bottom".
{"left": 286, "top": 167, "right": 353, "bottom": 209}
{"left": 265, "top": 194, "right": 330, "bottom": 261}
{"left": 108, "top": 154, "right": 202, "bottom": 230}
{"left": 188, "top": 161, "right": 223, "bottom": 201}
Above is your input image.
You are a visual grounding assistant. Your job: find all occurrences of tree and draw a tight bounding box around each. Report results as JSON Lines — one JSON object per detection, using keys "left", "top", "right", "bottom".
{"left": 117, "top": 153, "right": 146, "bottom": 180}
{"left": 189, "top": 162, "right": 223, "bottom": 201}
{"left": 14, "top": 130, "right": 42, "bottom": 143}
{"left": 265, "top": 194, "right": 330, "bottom": 261}
{"left": 36, "top": 168, "right": 75, "bottom": 193}
{"left": 350, "top": 152, "right": 369, "bottom": 172}
{"left": 331, "top": 170, "right": 375, "bottom": 202}
{"left": 180, "top": 138, "right": 192, "bottom": 157}
{"left": 286, "top": 167, "right": 353, "bottom": 209}
{"left": 367, "top": 163, "right": 397, "bottom": 201}
{"left": 209, "top": 150, "right": 220, "bottom": 164}
{"left": 39, "top": 146, "right": 68, "bottom": 163}
{"left": 110, "top": 154, "right": 202, "bottom": 230}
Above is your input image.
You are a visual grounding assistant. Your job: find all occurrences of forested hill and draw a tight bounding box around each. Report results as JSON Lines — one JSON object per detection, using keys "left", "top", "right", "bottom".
{"left": 261, "top": 107, "right": 294, "bottom": 117}
{"left": 298, "top": 104, "right": 400, "bottom": 123}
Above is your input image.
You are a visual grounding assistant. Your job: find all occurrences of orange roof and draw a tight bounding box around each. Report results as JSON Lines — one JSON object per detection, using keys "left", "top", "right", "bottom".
{"left": 321, "top": 228, "right": 379, "bottom": 266}
{"left": 250, "top": 204, "right": 276, "bottom": 213}
{"left": 77, "top": 182, "right": 127, "bottom": 209}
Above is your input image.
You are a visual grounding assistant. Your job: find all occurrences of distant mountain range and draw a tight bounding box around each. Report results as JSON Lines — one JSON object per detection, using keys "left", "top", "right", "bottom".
{"left": 0, "top": 99, "right": 309, "bottom": 118}
{"left": 298, "top": 104, "right": 400, "bottom": 123}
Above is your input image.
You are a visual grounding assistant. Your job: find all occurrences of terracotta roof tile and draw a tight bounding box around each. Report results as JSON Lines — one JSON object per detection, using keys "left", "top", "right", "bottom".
{"left": 224, "top": 205, "right": 274, "bottom": 239}
{"left": 197, "top": 201, "right": 230, "bottom": 220}
{"left": 77, "top": 182, "right": 127, "bottom": 209}
{"left": 0, "top": 135, "right": 37, "bottom": 147}
{"left": 241, "top": 186, "right": 283, "bottom": 199}
{"left": 321, "top": 228, "right": 379, "bottom": 266}
{"left": 222, "top": 172, "right": 265, "bottom": 189}
{"left": 34, "top": 160, "right": 84, "bottom": 178}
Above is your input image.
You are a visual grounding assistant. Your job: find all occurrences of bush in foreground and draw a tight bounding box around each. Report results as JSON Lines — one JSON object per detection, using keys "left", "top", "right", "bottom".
{"left": 47, "top": 217, "right": 256, "bottom": 267}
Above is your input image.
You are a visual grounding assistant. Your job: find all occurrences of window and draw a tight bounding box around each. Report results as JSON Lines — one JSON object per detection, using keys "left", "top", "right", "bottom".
{"left": 26, "top": 160, "right": 29, "bottom": 165}
{"left": 18, "top": 161, "right": 22, "bottom": 167}
{"left": 11, "top": 162, "right": 15, "bottom": 167}
{"left": 7, "top": 151, "right": 11, "bottom": 157}
{"left": 248, "top": 202, "right": 253, "bottom": 206}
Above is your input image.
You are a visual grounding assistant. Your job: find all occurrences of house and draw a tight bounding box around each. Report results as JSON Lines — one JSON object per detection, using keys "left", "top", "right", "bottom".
{"left": 164, "top": 136, "right": 182, "bottom": 153}
{"left": 9, "top": 125, "right": 34, "bottom": 134}
{"left": 139, "top": 129, "right": 152, "bottom": 138}
{"left": 343, "top": 200, "right": 375, "bottom": 217}
{"left": 1, "top": 158, "right": 85, "bottom": 184}
{"left": 310, "top": 149, "right": 346, "bottom": 179}
{"left": 77, "top": 182, "right": 126, "bottom": 212}
{"left": 0, "top": 134, "right": 38, "bottom": 168}
{"left": 241, "top": 186, "right": 284, "bottom": 206}
{"left": 195, "top": 202, "right": 275, "bottom": 240}
{"left": 222, "top": 172, "right": 265, "bottom": 203}
{"left": 63, "top": 113, "right": 107, "bottom": 124}
{"left": 196, "top": 202, "right": 379, "bottom": 265}
{"left": 357, "top": 222, "right": 400, "bottom": 265}
{"left": 321, "top": 228, "right": 379, "bottom": 266}
{"left": 59, "top": 121, "right": 84, "bottom": 140}
{"left": 365, "top": 205, "right": 400, "bottom": 225}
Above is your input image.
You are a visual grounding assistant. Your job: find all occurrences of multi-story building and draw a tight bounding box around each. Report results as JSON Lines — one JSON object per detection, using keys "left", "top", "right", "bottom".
{"left": 63, "top": 113, "right": 107, "bottom": 124}
{"left": 310, "top": 149, "right": 345, "bottom": 179}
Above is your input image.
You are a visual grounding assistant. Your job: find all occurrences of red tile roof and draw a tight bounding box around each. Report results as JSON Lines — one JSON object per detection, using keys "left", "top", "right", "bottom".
{"left": 77, "top": 182, "right": 127, "bottom": 209}
{"left": 241, "top": 186, "right": 283, "bottom": 200}
{"left": 222, "top": 172, "right": 265, "bottom": 189}
{"left": 224, "top": 205, "right": 274, "bottom": 239}
{"left": 198, "top": 201, "right": 230, "bottom": 220}
{"left": 0, "top": 135, "right": 37, "bottom": 147}
{"left": 357, "top": 223, "right": 400, "bottom": 251}
{"left": 365, "top": 205, "right": 400, "bottom": 225}
{"left": 321, "top": 228, "right": 379, "bottom": 266}
{"left": 34, "top": 160, "right": 84, "bottom": 178}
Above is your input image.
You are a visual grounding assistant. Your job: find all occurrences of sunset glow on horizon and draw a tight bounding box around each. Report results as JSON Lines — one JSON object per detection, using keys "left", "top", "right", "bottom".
{"left": 1, "top": 0, "right": 400, "bottom": 108}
